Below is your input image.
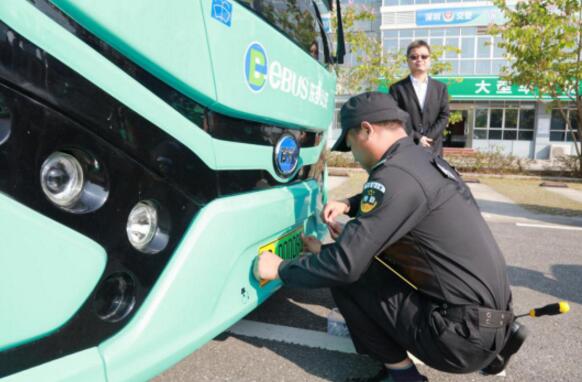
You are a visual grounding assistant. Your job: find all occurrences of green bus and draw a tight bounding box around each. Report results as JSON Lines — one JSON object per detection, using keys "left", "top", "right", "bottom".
{"left": 0, "top": 0, "right": 342, "bottom": 380}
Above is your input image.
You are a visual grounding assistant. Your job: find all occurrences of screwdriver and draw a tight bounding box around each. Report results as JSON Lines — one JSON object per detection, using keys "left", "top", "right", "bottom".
{"left": 515, "top": 301, "right": 570, "bottom": 318}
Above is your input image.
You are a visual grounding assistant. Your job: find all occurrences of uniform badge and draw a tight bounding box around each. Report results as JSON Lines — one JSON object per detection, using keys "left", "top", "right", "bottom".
{"left": 360, "top": 181, "right": 385, "bottom": 214}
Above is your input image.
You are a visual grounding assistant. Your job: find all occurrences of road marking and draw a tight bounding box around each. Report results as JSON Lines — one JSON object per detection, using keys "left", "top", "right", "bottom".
{"left": 515, "top": 223, "right": 582, "bottom": 231}
{"left": 228, "top": 319, "right": 356, "bottom": 353}
{"left": 228, "top": 319, "right": 424, "bottom": 365}
{"left": 228, "top": 320, "right": 510, "bottom": 377}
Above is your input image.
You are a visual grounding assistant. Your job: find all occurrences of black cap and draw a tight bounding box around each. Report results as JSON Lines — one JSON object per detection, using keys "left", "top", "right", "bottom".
{"left": 332, "top": 91, "right": 409, "bottom": 152}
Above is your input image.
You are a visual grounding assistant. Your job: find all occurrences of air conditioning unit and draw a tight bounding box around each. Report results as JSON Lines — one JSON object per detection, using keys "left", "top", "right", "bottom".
{"left": 549, "top": 144, "right": 571, "bottom": 159}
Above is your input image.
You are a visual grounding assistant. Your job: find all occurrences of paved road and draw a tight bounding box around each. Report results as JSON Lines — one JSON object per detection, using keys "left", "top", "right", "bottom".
{"left": 155, "top": 180, "right": 582, "bottom": 382}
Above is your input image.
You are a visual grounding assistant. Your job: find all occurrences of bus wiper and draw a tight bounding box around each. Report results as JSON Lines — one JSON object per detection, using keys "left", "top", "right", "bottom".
{"left": 312, "top": 0, "right": 332, "bottom": 64}
{"left": 312, "top": 0, "right": 345, "bottom": 65}
{"left": 334, "top": 0, "right": 345, "bottom": 64}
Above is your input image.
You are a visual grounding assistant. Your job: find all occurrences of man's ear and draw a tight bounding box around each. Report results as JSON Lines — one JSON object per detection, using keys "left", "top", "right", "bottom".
{"left": 360, "top": 121, "right": 373, "bottom": 139}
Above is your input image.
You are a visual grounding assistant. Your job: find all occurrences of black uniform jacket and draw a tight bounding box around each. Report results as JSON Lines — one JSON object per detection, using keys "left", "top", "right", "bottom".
{"left": 279, "top": 137, "right": 511, "bottom": 311}
{"left": 389, "top": 77, "right": 450, "bottom": 156}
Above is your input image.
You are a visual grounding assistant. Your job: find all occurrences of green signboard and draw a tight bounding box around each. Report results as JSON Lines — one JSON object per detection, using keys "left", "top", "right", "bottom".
{"left": 378, "top": 76, "right": 574, "bottom": 101}
{"left": 434, "top": 76, "right": 573, "bottom": 101}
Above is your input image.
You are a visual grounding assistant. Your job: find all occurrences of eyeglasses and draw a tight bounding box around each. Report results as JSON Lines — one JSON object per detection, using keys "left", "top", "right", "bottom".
{"left": 408, "top": 54, "right": 430, "bottom": 61}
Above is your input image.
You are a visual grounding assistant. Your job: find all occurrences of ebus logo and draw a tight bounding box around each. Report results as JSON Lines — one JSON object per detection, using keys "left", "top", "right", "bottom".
{"left": 243, "top": 41, "right": 330, "bottom": 109}
{"left": 245, "top": 42, "right": 268, "bottom": 92}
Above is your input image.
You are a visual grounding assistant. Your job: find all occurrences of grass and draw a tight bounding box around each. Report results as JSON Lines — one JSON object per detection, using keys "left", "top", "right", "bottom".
{"left": 478, "top": 177, "right": 582, "bottom": 217}
{"left": 327, "top": 172, "right": 582, "bottom": 218}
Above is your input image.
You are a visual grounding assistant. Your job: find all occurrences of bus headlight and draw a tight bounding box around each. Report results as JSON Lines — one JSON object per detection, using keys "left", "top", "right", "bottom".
{"left": 40, "top": 150, "right": 109, "bottom": 213}
{"left": 126, "top": 200, "right": 169, "bottom": 254}
{"left": 41, "top": 152, "right": 84, "bottom": 208}
{"left": 94, "top": 272, "right": 136, "bottom": 323}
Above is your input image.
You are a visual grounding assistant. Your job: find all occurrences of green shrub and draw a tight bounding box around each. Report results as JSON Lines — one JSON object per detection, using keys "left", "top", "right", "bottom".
{"left": 445, "top": 147, "right": 522, "bottom": 174}
{"left": 326, "top": 150, "right": 360, "bottom": 168}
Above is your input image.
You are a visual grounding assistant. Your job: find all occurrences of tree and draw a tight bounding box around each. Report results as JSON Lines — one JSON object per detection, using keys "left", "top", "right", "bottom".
{"left": 331, "top": 6, "right": 405, "bottom": 94}
{"left": 331, "top": 5, "right": 458, "bottom": 94}
{"left": 491, "top": 0, "right": 582, "bottom": 173}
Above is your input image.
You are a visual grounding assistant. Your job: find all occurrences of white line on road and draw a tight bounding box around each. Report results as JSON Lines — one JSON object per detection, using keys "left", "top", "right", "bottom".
{"left": 227, "top": 319, "right": 427, "bottom": 365}
{"left": 515, "top": 223, "right": 582, "bottom": 231}
{"left": 227, "top": 320, "right": 510, "bottom": 377}
{"left": 228, "top": 319, "right": 356, "bottom": 354}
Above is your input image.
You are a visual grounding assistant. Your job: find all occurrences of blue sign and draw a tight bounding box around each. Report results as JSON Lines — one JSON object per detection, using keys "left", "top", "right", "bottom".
{"left": 211, "top": 0, "right": 233, "bottom": 27}
{"left": 416, "top": 6, "right": 504, "bottom": 27}
{"left": 274, "top": 135, "right": 300, "bottom": 177}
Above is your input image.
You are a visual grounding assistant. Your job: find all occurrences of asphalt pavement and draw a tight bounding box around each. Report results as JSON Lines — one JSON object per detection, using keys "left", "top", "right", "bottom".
{"left": 154, "top": 178, "right": 582, "bottom": 382}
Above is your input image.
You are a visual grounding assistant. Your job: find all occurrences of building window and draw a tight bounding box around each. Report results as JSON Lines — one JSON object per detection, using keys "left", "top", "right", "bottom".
{"left": 382, "top": 28, "right": 506, "bottom": 75}
{"left": 460, "top": 37, "right": 475, "bottom": 58}
{"left": 519, "top": 109, "right": 535, "bottom": 140}
{"left": 382, "top": 0, "right": 451, "bottom": 4}
{"left": 473, "top": 105, "right": 535, "bottom": 141}
{"left": 550, "top": 109, "right": 579, "bottom": 142}
{"left": 476, "top": 36, "right": 492, "bottom": 58}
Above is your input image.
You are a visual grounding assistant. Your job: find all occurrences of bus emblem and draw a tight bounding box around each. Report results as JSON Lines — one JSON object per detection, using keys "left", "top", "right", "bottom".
{"left": 274, "top": 134, "right": 300, "bottom": 177}
{"left": 244, "top": 42, "right": 268, "bottom": 92}
{"left": 211, "top": 0, "right": 232, "bottom": 27}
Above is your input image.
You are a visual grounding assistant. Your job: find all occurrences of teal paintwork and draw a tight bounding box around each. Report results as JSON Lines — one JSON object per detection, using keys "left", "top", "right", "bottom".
{"left": 0, "top": 0, "right": 217, "bottom": 168}
{"left": 200, "top": 1, "right": 335, "bottom": 130}
{"left": 0, "top": 0, "right": 335, "bottom": 380}
{"left": 3, "top": 348, "right": 106, "bottom": 382}
{"left": 50, "top": 0, "right": 217, "bottom": 108}
{"left": 0, "top": 0, "right": 332, "bottom": 181}
{"left": 50, "top": 0, "right": 336, "bottom": 131}
{"left": 0, "top": 193, "right": 107, "bottom": 352}
{"left": 100, "top": 180, "right": 323, "bottom": 382}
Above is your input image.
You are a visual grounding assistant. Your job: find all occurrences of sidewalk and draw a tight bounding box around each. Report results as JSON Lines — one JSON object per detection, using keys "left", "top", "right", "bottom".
{"left": 327, "top": 175, "right": 582, "bottom": 227}
{"left": 467, "top": 182, "right": 582, "bottom": 227}
{"left": 545, "top": 187, "right": 582, "bottom": 204}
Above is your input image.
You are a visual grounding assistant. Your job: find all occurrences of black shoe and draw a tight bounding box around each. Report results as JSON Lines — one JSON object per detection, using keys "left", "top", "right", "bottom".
{"left": 345, "top": 367, "right": 390, "bottom": 382}
{"left": 346, "top": 367, "right": 428, "bottom": 382}
{"left": 481, "top": 321, "right": 528, "bottom": 375}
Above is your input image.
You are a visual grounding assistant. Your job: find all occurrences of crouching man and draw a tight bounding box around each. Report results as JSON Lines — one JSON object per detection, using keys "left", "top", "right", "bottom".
{"left": 256, "top": 92, "right": 512, "bottom": 382}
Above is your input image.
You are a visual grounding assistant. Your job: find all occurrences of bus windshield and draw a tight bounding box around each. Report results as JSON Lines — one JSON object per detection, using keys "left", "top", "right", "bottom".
{"left": 236, "top": 0, "right": 331, "bottom": 64}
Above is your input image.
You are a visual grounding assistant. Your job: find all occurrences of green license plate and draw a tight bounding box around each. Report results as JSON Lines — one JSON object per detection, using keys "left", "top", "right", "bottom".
{"left": 257, "top": 226, "right": 304, "bottom": 286}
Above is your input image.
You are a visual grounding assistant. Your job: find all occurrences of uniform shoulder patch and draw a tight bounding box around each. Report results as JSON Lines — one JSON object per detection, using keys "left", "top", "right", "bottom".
{"left": 360, "top": 181, "right": 386, "bottom": 214}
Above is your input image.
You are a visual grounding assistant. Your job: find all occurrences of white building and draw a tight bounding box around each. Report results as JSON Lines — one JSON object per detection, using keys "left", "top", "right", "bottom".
{"left": 374, "top": 0, "right": 578, "bottom": 159}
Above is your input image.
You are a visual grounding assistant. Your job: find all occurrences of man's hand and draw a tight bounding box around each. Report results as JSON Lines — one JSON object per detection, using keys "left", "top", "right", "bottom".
{"left": 254, "top": 251, "right": 283, "bottom": 281}
{"left": 327, "top": 221, "right": 345, "bottom": 240}
{"left": 301, "top": 234, "right": 322, "bottom": 253}
{"left": 419, "top": 136, "right": 433, "bottom": 148}
{"left": 321, "top": 199, "right": 350, "bottom": 224}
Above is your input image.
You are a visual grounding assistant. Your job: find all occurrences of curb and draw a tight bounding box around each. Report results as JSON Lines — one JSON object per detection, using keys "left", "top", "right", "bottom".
{"left": 328, "top": 167, "right": 582, "bottom": 183}
{"left": 328, "top": 167, "right": 365, "bottom": 176}
{"left": 457, "top": 172, "right": 582, "bottom": 183}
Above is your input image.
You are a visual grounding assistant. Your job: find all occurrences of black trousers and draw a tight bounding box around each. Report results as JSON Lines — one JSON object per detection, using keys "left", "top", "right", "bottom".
{"left": 330, "top": 261, "right": 508, "bottom": 373}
